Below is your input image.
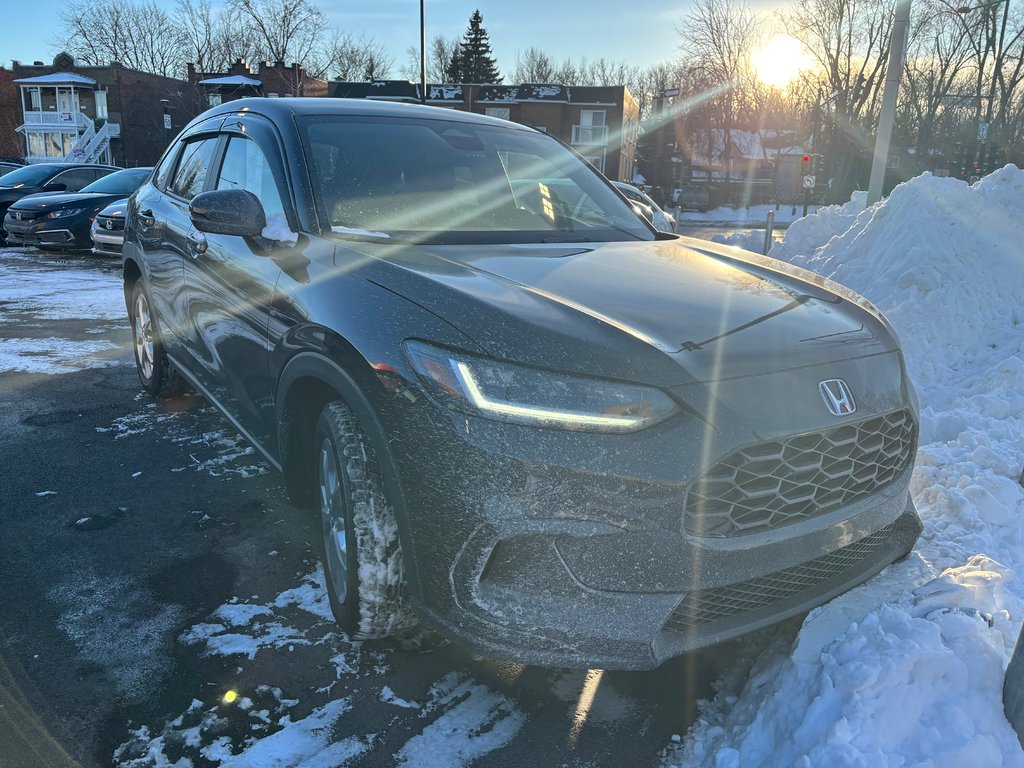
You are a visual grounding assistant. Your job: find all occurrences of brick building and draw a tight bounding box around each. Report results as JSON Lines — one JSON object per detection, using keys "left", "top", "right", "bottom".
{"left": 0, "top": 68, "right": 22, "bottom": 160}
{"left": 9, "top": 53, "right": 199, "bottom": 167}
{"left": 328, "top": 81, "right": 639, "bottom": 182}
{"left": 188, "top": 59, "right": 327, "bottom": 108}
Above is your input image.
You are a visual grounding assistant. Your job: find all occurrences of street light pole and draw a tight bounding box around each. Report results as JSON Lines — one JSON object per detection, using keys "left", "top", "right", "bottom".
{"left": 867, "top": 0, "right": 912, "bottom": 205}
{"left": 419, "top": 0, "right": 427, "bottom": 105}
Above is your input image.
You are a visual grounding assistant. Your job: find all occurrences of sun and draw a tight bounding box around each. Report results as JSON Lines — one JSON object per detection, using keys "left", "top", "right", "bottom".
{"left": 752, "top": 35, "right": 810, "bottom": 89}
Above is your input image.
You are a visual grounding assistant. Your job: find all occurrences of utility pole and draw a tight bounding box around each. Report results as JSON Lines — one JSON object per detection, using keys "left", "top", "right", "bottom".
{"left": 867, "top": 0, "right": 912, "bottom": 205}
{"left": 419, "top": 0, "right": 427, "bottom": 105}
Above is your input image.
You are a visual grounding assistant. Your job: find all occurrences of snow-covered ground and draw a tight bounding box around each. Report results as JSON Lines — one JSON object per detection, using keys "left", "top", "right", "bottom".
{"left": 668, "top": 167, "right": 1024, "bottom": 766}
{"left": 678, "top": 202, "right": 822, "bottom": 226}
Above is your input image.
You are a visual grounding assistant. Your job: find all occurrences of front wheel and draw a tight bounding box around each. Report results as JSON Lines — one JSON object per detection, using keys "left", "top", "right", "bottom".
{"left": 315, "top": 400, "right": 415, "bottom": 640}
{"left": 129, "top": 282, "right": 183, "bottom": 397}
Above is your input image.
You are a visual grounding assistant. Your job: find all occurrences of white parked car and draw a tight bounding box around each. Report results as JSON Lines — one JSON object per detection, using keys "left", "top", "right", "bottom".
{"left": 612, "top": 181, "right": 676, "bottom": 232}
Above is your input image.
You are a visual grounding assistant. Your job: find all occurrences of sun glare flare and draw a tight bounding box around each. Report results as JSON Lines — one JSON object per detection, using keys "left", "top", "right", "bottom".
{"left": 753, "top": 35, "right": 810, "bottom": 89}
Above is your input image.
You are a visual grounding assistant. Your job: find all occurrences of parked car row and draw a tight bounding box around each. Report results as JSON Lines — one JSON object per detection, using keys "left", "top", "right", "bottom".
{"left": 0, "top": 163, "right": 149, "bottom": 255}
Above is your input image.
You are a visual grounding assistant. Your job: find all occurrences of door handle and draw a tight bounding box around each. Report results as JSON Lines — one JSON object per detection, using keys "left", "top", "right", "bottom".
{"left": 187, "top": 230, "right": 208, "bottom": 257}
{"left": 139, "top": 208, "right": 156, "bottom": 227}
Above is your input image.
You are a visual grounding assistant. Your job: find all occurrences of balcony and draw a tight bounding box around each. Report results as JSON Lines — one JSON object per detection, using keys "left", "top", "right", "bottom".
{"left": 571, "top": 124, "right": 608, "bottom": 146}
{"left": 19, "top": 110, "right": 92, "bottom": 129}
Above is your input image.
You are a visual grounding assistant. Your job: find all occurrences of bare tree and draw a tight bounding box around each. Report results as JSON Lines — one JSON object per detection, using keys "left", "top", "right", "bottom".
{"left": 511, "top": 47, "right": 557, "bottom": 82}
{"left": 314, "top": 31, "right": 392, "bottom": 81}
{"left": 402, "top": 35, "right": 459, "bottom": 82}
{"left": 228, "top": 0, "right": 325, "bottom": 68}
{"left": 58, "top": 0, "right": 184, "bottom": 77}
{"left": 678, "top": 0, "right": 762, "bottom": 181}
{"left": 176, "top": 0, "right": 256, "bottom": 73}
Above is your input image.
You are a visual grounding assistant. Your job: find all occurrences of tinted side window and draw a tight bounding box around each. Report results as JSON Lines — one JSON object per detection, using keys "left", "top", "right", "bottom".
{"left": 170, "top": 138, "right": 219, "bottom": 200}
{"left": 50, "top": 168, "right": 95, "bottom": 191}
{"left": 154, "top": 145, "right": 180, "bottom": 191}
{"left": 216, "top": 137, "right": 285, "bottom": 219}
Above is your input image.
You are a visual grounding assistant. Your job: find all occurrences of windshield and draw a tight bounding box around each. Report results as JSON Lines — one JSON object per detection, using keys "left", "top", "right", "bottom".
{"left": 81, "top": 168, "right": 152, "bottom": 195}
{"left": 301, "top": 115, "right": 655, "bottom": 244}
{"left": 0, "top": 164, "right": 58, "bottom": 188}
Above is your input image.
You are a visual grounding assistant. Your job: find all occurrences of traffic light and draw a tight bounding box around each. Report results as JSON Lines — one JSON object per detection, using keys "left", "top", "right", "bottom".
{"left": 802, "top": 155, "right": 811, "bottom": 168}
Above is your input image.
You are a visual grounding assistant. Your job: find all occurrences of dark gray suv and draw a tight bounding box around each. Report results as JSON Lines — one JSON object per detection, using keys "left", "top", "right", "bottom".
{"left": 122, "top": 98, "right": 921, "bottom": 669}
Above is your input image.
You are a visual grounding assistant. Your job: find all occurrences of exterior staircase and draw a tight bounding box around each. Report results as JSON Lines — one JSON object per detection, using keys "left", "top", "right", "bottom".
{"left": 64, "top": 120, "right": 119, "bottom": 164}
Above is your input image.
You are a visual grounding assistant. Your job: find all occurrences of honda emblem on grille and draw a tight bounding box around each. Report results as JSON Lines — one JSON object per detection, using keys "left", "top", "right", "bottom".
{"left": 14, "top": 211, "right": 21, "bottom": 220}
{"left": 104, "top": 219, "right": 114, "bottom": 229}
{"left": 819, "top": 379, "right": 856, "bottom": 416}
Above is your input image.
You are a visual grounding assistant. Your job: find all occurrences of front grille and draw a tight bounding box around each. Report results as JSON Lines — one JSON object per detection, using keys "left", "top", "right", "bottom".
{"left": 686, "top": 410, "right": 916, "bottom": 537}
{"left": 8, "top": 210, "right": 41, "bottom": 222}
{"left": 95, "top": 216, "right": 124, "bottom": 231}
{"left": 663, "top": 522, "right": 899, "bottom": 631}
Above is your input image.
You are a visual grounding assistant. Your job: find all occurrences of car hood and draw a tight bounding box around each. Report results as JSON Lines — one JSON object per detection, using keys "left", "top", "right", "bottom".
{"left": 10, "top": 192, "right": 119, "bottom": 212}
{"left": 96, "top": 197, "right": 129, "bottom": 218}
{"left": 348, "top": 235, "right": 898, "bottom": 385}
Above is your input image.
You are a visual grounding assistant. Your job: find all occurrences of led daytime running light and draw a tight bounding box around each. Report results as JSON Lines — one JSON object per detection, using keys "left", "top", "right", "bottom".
{"left": 451, "top": 360, "right": 643, "bottom": 430}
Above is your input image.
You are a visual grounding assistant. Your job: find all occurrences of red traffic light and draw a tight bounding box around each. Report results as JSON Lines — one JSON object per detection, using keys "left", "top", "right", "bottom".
{"left": 802, "top": 155, "right": 810, "bottom": 163}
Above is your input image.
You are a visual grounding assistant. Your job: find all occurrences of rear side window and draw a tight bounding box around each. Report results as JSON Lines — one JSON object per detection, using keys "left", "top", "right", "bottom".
{"left": 216, "top": 137, "right": 285, "bottom": 219}
{"left": 169, "top": 137, "right": 218, "bottom": 200}
{"left": 50, "top": 168, "right": 96, "bottom": 191}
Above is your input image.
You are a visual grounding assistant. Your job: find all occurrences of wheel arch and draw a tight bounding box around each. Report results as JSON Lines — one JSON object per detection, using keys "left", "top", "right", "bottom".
{"left": 275, "top": 347, "right": 422, "bottom": 594}
{"left": 122, "top": 257, "right": 143, "bottom": 314}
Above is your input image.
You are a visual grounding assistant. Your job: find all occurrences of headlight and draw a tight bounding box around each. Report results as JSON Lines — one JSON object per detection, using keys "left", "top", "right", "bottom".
{"left": 46, "top": 208, "right": 85, "bottom": 219}
{"left": 404, "top": 341, "right": 679, "bottom": 433}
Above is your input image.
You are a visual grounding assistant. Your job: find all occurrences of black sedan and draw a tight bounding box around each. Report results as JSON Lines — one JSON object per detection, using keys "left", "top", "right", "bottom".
{"left": 124, "top": 98, "right": 922, "bottom": 669}
{"left": 4, "top": 167, "right": 151, "bottom": 250}
{"left": 0, "top": 162, "right": 118, "bottom": 244}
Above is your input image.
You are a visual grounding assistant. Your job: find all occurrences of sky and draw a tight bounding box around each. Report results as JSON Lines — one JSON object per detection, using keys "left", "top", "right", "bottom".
{"left": 0, "top": 0, "right": 694, "bottom": 78}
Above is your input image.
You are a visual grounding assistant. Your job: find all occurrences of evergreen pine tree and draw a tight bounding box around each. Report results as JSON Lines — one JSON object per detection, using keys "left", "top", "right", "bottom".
{"left": 455, "top": 10, "right": 502, "bottom": 83}
{"left": 445, "top": 45, "right": 463, "bottom": 83}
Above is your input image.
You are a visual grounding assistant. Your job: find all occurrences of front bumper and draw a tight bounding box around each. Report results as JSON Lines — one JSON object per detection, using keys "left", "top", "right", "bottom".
{"left": 91, "top": 222, "right": 124, "bottom": 256}
{"left": 385, "top": 350, "right": 922, "bottom": 669}
{"left": 4, "top": 213, "right": 88, "bottom": 249}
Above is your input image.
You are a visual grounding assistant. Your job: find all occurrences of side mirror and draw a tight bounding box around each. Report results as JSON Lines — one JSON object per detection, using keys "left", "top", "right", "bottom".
{"left": 632, "top": 203, "right": 654, "bottom": 223}
{"left": 190, "top": 188, "right": 266, "bottom": 238}
{"left": 44, "top": 182, "right": 66, "bottom": 192}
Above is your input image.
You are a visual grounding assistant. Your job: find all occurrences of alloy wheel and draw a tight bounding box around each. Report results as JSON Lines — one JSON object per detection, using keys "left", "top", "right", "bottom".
{"left": 319, "top": 437, "right": 348, "bottom": 604}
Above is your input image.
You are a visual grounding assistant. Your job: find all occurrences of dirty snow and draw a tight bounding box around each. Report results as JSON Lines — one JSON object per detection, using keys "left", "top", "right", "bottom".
{"left": 121, "top": 568, "right": 525, "bottom": 767}
{"left": 0, "top": 335, "right": 122, "bottom": 373}
{"left": 670, "top": 166, "right": 1024, "bottom": 766}
{"left": 96, "top": 398, "right": 270, "bottom": 479}
{"left": 0, "top": 257, "right": 125, "bottom": 321}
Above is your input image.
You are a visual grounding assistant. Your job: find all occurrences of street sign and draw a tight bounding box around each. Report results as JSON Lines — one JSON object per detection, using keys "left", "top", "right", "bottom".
{"left": 802, "top": 175, "right": 816, "bottom": 188}
{"left": 163, "top": 114, "right": 172, "bottom": 130}
{"left": 978, "top": 123, "right": 989, "bottom": 141}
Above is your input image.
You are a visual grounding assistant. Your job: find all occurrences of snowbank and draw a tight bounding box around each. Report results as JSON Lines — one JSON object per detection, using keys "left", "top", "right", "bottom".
{"left": 672, "top": 168, "right": 1024, "bottom": 767}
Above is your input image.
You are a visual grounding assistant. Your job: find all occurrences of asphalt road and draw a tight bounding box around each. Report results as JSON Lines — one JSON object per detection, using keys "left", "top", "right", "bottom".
{"left": 0, "top": 244, "right": 785, "bottom": 768}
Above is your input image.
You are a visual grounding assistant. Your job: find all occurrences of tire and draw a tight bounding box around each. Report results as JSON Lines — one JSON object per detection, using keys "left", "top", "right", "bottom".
{"left": 129, "top": 281, "right": 184, "bottom": 397}
{"left": 315, "top": 400, "right": 415, "bottom": 640}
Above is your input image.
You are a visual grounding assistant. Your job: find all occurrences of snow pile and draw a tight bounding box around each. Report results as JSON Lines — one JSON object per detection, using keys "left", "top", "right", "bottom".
{"left": 709, "top": 229, "right": 778, "bottom": 254}
{"left": 673, "top": 167, "right": 1024, "bottom": 767}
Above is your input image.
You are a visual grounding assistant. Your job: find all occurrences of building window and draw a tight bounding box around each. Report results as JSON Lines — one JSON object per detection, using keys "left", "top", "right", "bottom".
{"left": 94, "top": 91, "right": 108, "bottom": 120}
{"left": 485, "top": 107, "right": 510, "bottom": 121}
{"left": 29, "top": 88, "right": 41, "bottom": 111}
{"left": 208, "top": 93, "right": 222, "bottom": 107}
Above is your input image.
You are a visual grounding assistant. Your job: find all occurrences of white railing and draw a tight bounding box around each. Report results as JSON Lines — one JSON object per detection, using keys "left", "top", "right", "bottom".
{"left": 571, "top": 124, "right": 608, "bottom": 146}
{"left": 19, "top": 110, "right": 92, "bottom": 129}
{"left": 63, "top": 120, "right": 96, "bottom": 163}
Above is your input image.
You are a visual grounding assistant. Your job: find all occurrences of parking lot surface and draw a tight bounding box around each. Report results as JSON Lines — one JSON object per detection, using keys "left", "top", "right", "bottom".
{"left": 0, "top": 247, "right": 764, "bottom": 767}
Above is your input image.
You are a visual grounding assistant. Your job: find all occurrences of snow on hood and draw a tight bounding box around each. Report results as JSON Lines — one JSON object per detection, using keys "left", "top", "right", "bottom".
{"left": 669, "top": 166, "right": 1024, "bottom": 766}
